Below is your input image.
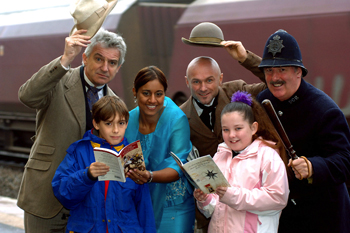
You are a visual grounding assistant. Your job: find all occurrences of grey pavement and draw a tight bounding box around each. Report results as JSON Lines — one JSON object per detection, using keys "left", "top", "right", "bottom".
{"left": 0, "top": 222, "right": 25, "bottom": 233}
{"left": 0, "top": 196, "right": 24, "bottom": 232}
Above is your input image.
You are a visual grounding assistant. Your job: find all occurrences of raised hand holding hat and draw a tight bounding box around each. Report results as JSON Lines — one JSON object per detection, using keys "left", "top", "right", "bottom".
{"left": 221, "top": 40, "right": 248, "bottom": 63}
{"left": 70, "top": 0, "right": 118, "bottom": 38}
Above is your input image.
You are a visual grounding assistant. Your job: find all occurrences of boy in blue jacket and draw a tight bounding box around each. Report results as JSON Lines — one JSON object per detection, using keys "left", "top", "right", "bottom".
{"left": 52, "top": 96, "right": 156, "bottom": 233}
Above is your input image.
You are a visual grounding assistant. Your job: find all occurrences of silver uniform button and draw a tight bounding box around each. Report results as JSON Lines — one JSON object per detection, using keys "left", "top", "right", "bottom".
{"left": 278, "top": 111, "right": 283, "bottom": 116}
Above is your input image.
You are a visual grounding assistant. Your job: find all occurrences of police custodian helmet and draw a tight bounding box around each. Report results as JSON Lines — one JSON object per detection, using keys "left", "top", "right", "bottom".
{"left": 258, "top": 29, "right": 308, "bottom": 77}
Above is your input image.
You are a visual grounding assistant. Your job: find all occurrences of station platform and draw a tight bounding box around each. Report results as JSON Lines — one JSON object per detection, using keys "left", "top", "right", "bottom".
{"left": 0, "top": 196, "right": 24, "bottom": 232}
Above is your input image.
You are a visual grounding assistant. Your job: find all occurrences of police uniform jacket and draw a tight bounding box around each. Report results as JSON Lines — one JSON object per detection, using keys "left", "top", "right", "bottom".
{"left": 257, "top": 79, "right": 350, "bottom": 233}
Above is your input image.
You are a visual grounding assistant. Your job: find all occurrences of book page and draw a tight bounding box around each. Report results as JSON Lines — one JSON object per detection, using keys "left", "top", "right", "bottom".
{"left": 170, "top": 152, "right": 199, "bottom": 189}
{"left": 94, "top": 148, "right": 126, "bottom": 182}
{"left": 170, "top": 151, "right": 183, "bottom": 167}
{"left": 183, "top": 155, "right": 230, "bottom": 194}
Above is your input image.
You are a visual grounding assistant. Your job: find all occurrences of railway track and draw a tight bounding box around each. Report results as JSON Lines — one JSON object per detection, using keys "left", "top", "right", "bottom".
{"left": 0, "top": 151, "right": 25, "bottom": 199}
{"left": 0, "top": 150, "right": 28, "bottom": 169}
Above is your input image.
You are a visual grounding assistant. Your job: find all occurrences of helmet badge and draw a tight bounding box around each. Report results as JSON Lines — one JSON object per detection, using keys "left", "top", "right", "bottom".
{"left": 267, "top": 35, "right": 285, "bottom": 56}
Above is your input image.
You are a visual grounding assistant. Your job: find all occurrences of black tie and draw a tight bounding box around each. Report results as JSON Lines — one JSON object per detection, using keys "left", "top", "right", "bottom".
{"left": 86, "top": 85, "right": 100, "bottom": 111}
{"left": 194, "top": 97, "right": 218, "bottom": 131}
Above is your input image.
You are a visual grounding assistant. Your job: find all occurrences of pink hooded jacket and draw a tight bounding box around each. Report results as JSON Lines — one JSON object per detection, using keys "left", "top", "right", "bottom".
{"left": 197, "top": 138, "right": 289, "bottom": 233}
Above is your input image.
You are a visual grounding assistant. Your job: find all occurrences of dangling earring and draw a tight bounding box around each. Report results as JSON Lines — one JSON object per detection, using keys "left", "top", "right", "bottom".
{"left": 134, "top": 96, "right": 137, "bottom": 103}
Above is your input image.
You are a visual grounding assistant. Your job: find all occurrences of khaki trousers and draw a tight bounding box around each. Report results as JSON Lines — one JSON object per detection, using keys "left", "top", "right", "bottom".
{"left": 24, "top": 207, "right": 69, "bottom": 233}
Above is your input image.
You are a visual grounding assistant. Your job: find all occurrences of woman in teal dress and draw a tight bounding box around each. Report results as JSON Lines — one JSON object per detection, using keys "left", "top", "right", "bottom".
{"left": 125, "top": 66, "right": 195, "bottom": 232}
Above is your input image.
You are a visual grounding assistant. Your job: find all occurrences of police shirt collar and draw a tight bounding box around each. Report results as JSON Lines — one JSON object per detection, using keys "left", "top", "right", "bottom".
{"left": 284, "top": 78, "right": 308, "bottom": 105}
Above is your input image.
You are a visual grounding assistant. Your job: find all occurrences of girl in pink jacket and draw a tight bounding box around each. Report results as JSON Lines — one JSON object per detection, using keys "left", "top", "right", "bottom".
{"left": 194, "top": 91, "right": 290, "bottom": 233}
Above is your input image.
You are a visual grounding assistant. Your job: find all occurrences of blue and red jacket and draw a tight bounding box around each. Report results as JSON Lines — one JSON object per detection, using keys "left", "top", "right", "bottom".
{"left": 52, "top": 130, "right": 156, "bottom": 233}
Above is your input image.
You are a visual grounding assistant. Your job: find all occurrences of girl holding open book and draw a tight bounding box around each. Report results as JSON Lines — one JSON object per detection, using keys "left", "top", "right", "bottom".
{"left": 52, "top": 96, "right": 156, "bottom": 233}
{"left": 193, "top": 91, "right": 289, "bottom": 233}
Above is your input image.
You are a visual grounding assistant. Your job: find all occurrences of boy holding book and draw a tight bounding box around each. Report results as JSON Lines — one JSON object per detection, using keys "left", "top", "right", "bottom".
{"left": 52, "top": 96, "right": 156, "bottom": 233}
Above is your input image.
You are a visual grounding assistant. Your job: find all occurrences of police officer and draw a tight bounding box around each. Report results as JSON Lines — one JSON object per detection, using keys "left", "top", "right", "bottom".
{"left": 256, "top": 29, "right": 350, "bottom": 233}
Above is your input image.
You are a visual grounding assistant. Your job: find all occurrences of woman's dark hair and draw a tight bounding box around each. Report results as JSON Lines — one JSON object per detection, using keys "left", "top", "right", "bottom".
{"left": 221, "top": 98, "right": 292, "bottom": 179}
{"left": 92, "top": 96, "right": 129, "bottom": 124}
{"left": 134, "top": 66, "right": 168, "bottom": 93}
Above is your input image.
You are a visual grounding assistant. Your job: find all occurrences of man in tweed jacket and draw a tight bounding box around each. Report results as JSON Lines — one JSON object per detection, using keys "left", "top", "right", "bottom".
{"left": 17, "top": 28, "right": 126, "bottom": 233}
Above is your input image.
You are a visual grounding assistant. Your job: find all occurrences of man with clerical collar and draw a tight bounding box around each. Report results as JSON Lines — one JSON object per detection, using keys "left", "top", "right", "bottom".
{"left": 256, "top": 29, "right": 350, "bottom": 233}
{"left": 181, "top": 41, "right": 266, "bottom": 159}
{"left": 191, "top": 80, "right": 219, "bottom": 132}
{"left": 180, "top": 40, "right": 266, "bottom": 233}
{"left": 17, "top": 26, "right": 126, "bottom": 233}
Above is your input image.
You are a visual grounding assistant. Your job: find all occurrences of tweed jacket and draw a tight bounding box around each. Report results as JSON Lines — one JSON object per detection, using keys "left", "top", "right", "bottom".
{"left": 17, "top": 57, "right": 116, "bottom": 218}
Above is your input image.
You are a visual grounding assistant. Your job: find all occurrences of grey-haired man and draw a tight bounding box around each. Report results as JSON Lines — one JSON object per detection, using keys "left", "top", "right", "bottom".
{"left": 17, "top": 28, "right": 126, "bottom": 233}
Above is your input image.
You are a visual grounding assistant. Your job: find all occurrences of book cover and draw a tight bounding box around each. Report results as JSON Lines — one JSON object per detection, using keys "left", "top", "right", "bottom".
{"left": 94, "top": 140, "right": 146, "bottom": 182}
{"left": 170, "top": 152, "right": 230, "bottom": 194}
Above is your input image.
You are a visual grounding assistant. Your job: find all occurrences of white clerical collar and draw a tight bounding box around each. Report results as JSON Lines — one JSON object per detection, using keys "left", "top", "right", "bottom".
{"left": 84, "top": 72, "right": 105, "bottom": 89}
{"left": 192, "top": 97, "right": 215, "bottom": 112}
{"left": 196, "top": 97, "right": 215, "bottom": 107}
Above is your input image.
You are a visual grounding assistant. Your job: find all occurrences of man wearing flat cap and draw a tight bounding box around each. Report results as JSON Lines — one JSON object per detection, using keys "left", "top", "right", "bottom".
{"left": 17, "top": 0, "right": 125, "bottom": 232}
{"left": 180, "top": 22, "right": 267, "bottom": 232}
{"left": 256, "top": 29, "right": 350, "bottom": 233}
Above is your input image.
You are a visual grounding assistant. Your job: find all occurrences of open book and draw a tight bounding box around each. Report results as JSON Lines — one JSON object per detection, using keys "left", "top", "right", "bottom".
{"left": 170, "top": 152, "right": 230, "bottom": 194}
{"left": 94, "top": 140, "right": 146, "bottom": 182}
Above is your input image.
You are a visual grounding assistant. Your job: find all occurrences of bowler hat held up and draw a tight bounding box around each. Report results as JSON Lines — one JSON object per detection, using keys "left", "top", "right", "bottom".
{"left": 182, "top": 22, "right": 225, "bottom": 47}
